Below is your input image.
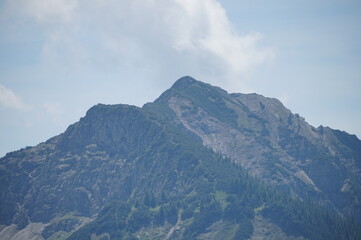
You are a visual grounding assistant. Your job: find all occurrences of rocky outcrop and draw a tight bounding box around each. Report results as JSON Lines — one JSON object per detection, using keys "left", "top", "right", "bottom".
{"left": 145, "top": 76, "right": 361, "bottom": 219}
{"left": 1, "top": 76, "right": 360, "bottom": 239}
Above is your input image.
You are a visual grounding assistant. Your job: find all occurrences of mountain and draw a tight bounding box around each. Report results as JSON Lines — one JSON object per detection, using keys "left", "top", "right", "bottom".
{"left": 144, "top": 76, "right": 361, "bottom": 220}
{"left": 0, "top": 76, "right": 360, "bottom": 240}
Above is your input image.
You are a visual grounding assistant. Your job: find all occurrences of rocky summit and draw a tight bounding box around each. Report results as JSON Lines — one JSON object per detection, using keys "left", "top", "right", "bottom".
{"left": 1, "top": 76, "right": 361, "bottom": 240}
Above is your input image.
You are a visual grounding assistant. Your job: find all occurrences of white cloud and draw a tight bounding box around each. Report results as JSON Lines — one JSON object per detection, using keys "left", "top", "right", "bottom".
{"left": 4, "top": 0, "right": 274, "bottom": 89}
{"left": 0, "top": 84, "right": 31, "bottom": 110}
{"left": 172, "top": 0, "right": 274, "bottom": 74}
{"left": 8, "top": 0, "right": 78, "bottom": 24}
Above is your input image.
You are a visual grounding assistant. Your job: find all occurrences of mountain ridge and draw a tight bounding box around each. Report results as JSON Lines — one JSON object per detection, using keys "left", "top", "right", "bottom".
{"left": 145, "top": 76, "right": 361, "bottom": 219}
{"left": 1, "top": 76, "right": 361, "bottom": 240}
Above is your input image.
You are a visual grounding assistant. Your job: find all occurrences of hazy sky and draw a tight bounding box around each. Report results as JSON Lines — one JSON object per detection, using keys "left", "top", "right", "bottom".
{"left": 0, "top": 0, "right": 360, "bottom": 157}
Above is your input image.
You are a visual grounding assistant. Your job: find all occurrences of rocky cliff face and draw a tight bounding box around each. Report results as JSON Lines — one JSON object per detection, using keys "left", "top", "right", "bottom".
{"left": 144, "top": 76, "right": 361, "bottom": 219}
{"left": 0, "top": 103, "right": 203, "bottom": 225}
{"left": 1, "top": 76, "right": 360, "bottom": 240}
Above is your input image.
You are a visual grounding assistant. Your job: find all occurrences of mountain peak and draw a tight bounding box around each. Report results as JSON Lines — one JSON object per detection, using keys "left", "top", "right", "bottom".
{"left": 1, "top": 76, "right": 361, "bottom": 239}
{"left": 171, "top": 76, "right": 198, "bottom": 90}
{"left": 85, "top": 103, "right": 140, "bottom": 118}
{"left": 149, "top": 76, "right": 229, "bottom": 113}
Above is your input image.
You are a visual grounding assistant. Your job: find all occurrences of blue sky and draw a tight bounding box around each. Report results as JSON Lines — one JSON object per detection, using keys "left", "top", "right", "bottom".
{"left": 0, "top": 0, "right": 360, "bottom": 157}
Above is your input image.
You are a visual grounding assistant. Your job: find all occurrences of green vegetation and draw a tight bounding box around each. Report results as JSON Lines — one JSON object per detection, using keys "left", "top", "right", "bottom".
{"left": 2, "top": 76, "right": 361, "bottom": 240}
{"left": 67, "top": 147, "right": 361, "bottom": 239}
